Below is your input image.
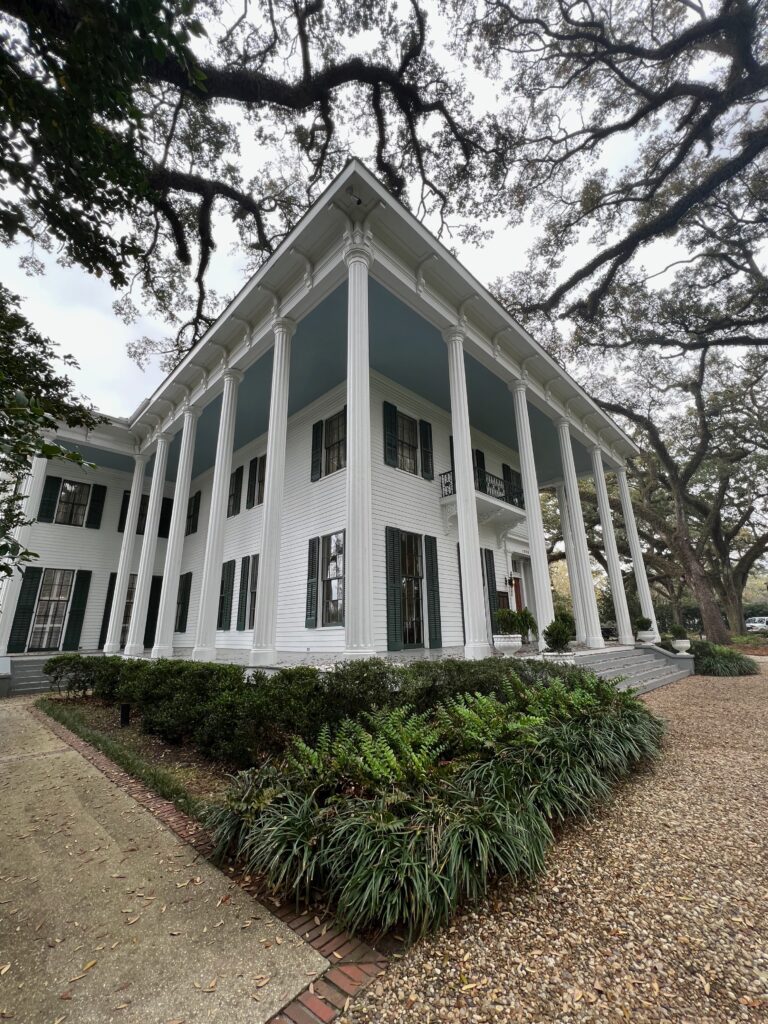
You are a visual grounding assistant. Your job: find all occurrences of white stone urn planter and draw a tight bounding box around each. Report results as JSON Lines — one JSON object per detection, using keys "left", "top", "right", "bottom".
{"left": 493, "top": 633, "right": 523, "bottom": 653}
{"left": 541, "top": 650, "right": 576, "bottom": 665}
{"left": 636, "top": 630, "right": 656, "bottom": 645}
{"left": 671, "top": 638, "right": 691, "bottom": 654}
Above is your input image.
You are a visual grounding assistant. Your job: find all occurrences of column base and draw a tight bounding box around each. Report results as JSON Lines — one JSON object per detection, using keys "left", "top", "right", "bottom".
{"left": 122, "top": 643, "right": 146, "bottom": 657}
{"left": 343, "top": 647, "right": 377, "bottom": 660}
{"left": 249, "top": 648, "right": 277, "bottom": 667}
{"left": 463, "top": 642, "right": 492, "bottom": 661}
{"left": 617, "top": 634, "right": 635, "bottom": 646}
{"left": 151, "top": 645, "right": 173, "bottom": 660}
{"left": 191, "top": 646, "right": 217, "bottom": 663}
{"left": 585, "top": 634, "right": 606, "bottom": 649}
{"left": 102, "top": 642, "right": 120, "bottom": 655}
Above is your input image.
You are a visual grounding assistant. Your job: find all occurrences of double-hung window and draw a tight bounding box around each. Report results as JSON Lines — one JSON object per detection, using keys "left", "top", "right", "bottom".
{"left": 54, "top": 481, "right": 91, "bottom": 527}
{"left": 397, "top": 413, "right": 418, "bottom": 475}
{"left": 28, "top": 569, "right": 74, "bottom": 650}
{"left": 120, "top": 573, "right": 138, "bottom": 648}
{"left": 324, "top": 410, "right": 347, "bottom": 475}
{"left": 321, "top": 531, "right": 345, "bottom": 626}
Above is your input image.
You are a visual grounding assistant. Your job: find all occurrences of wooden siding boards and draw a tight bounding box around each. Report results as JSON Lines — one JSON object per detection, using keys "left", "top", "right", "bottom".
{"left": 15, "top": 371, "right": 528, "bottom": 657}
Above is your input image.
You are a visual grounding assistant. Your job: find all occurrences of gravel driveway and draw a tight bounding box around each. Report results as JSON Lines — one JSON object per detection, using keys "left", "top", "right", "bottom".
{"left": 343, "top": 670, "right": 768, "bottom": 1024}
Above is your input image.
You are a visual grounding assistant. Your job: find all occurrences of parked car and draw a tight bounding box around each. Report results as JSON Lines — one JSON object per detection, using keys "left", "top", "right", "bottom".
{"left": 745, "top": 616, "right": 768, "bottom": 632}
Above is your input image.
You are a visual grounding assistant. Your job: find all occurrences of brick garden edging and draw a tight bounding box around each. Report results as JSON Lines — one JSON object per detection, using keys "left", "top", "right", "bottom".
{"left": 31, "top": 705, "right": 390, "bottom": 1024}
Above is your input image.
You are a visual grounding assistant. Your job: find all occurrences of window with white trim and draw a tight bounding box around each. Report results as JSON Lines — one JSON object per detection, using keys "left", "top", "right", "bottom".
{"left": 28, "top": 569, "right": 74, "bottom": 650}
{"left": 54, "top": 481, "right": 91, "bottom": 527}
{"left": 321, "top": 531, "right": 345, "bottom": 626}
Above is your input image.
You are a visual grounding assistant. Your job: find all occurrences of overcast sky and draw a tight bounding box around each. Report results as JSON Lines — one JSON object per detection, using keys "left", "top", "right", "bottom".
{"left": 0, "top": 3, "right": 660, "bottom": 420}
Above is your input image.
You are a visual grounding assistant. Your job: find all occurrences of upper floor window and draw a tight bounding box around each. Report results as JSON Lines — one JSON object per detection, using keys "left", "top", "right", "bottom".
{"left": 55, "top": 481, "right": 91, "bottom": 527}
{"left": 246, "top": 456, "right": 266, "bottom": 508}
{"left": 383, "top": 402, "right": 433, "bottom": 481}
{"left": 396, "top": 412, "right": 418, "bottom": 475}
{"left": 310, "top": 408, "right": 346, "bottom": 481}
{"left": 324, "top": 409, "right": 347, "bottom": 475}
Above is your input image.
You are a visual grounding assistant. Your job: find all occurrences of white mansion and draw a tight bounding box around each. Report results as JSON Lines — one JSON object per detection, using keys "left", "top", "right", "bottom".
{"left": 0, "top": 161, "right": 660, "bottom": 666}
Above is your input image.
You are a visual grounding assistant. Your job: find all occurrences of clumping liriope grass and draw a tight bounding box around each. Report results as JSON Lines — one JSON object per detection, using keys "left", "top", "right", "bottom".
{"left": 206, "top": 666, "right": 664, "bottom": 939}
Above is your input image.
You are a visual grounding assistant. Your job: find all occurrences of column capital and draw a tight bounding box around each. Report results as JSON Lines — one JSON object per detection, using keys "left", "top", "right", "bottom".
{"left": 182, "top": 401, "right": 201, "bottom": 420}
{"left": 441, "top": 324, "right": 465, "bottom": 347}
{"left": 154, "top": 431, "right": 173, "bottom": 445}
{"left": 509, "top": 375, "right": 528, "bottom": 395}
{"left": 344, "top": 233, "right": 372, "bottom": 269}
{"left": 555, "top": 416, "right": 572, "bottom": 432}
{"left": 133, "top": 451, "right": 150, "bottom": 464}
{"left": 272, "top": 316, "right": 297, "bottom": 339}
{"left": 222, "top": 366, "right": 244, "bottom": 385}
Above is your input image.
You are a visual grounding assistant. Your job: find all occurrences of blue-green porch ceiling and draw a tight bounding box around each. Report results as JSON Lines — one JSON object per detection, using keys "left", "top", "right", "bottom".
{"left": 70, "top": 278, "right": 591, "bottom": 484}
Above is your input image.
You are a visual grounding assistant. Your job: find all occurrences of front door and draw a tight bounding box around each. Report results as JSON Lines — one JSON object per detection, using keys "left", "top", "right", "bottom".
{"left": 401, "top": 531, "right": 424, "bottom": 648}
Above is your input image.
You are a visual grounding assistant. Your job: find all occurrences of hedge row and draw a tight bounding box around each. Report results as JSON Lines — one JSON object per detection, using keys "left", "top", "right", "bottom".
{"left": 43, "top": 653, "right": 628, "bottom": 769}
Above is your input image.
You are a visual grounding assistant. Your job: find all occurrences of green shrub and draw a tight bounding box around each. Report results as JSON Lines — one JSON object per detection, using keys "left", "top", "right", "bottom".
{"left": 494, "top": 608, "right": 519, "bottom": 635}
{"left": 554, "top": 610, "right": 576, "bottom": 637}
{"left": 669, "top": 623, "right": 688, "bottom": 640}
{"left": 44, "top": 654, "right": 123, "bottom": 699}
{"left": 206, "top": 668, "right": 664, "bottom": 938}
{"left": 512, "top": 607, "right": 538, "bottom": 638}
{"left": 542, "top": 618, "right": 572, "bottom": 653}
{"left": 635, "top": 616, "right": 653, "bottom": 632}
{"left": 689, "top": 640, "right": 759, "bottom": 677}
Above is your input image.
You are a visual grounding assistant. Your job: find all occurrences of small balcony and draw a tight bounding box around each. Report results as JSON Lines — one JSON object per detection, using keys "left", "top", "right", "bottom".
{"left": 439, "top": 469, "right": 525, "bottom": 510}
{"left": 439, "top": 468, "right": 527, "bottom": 538}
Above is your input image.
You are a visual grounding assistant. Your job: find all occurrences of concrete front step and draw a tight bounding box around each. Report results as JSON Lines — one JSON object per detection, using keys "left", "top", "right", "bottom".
{"left": 577, "top": 645, "right": 693, "bottom": 693}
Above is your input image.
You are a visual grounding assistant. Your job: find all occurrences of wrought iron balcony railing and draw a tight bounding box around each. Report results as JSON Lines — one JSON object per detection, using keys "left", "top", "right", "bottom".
{"left": 439, "top": 468, "right": 525, "bottom": 509}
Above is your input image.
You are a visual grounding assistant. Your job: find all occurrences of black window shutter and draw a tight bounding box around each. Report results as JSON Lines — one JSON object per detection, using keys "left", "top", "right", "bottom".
{"left": 449, "top": 436, "right": 455, "bottom": 477}
{"left": 37, "top": 476, "right": 62, "bottom": 523}
{"left": 190, "top": 490, "right": 201, "bottom": 533}
{"left": 456, "top": 543, "right": 465, "bottom": 644}
{"left": 474, "top": 449, "right": 486, "bottom": 491}
{"left": 246, "top": 457, "right": 258, "bottom": 508}
{"left": 176, "top": 572, "right": 192, "bottom": 633}
{"left": 311, "top": 421, "right": 323, "bottom": 481}
{"left": 305, "top": 537, "right": 320, "bottom": 628}
{"left": 257, "top": 454, "right": 266, "bottom": 503}
{"left": 117, "top": 490, "right": 130, "bottom": 532}
{"left": 158, "top": 496, "right": 173, "bottom": 538}
{"left": 233, "top": 466, "right": 243, "bottom": 516}
{"left": 98, "top": 572, "right": 117, "bottom": 649}
{"left": 136, "top": 493, "right": 149, "bottom": 535}
{"left": 7, "top": 567, "right": 43, "bottom": 653}
{"left": 236, "top": 555, "right": 251, "bottom": 631}
{"left": 62, "top": 570, "right": 92, "bottom": 650}
{"left": 484, "top": 548, "right": 499, "bottom": 625}
{"left": 217, "top": 560, "right": 236, "bottom": 630}
{"left": 383, "top": 402, "right": 398, "bottom": 467}
{"left": 424, "top": 535, "right": 442, "bottom": 649}
{"left": 248, "top": 554, "right": 259, "bottom": 629}
{"left": 419, "top": 420, "right": 434, "bottom": 481}
{"left": 502, "top": 463, "right": 512, "bottom": 504}
{"left": 85, "top": 484, "right": 107, "bottom": 529}
{"left": 142, "top": 575, "right": 163, "bottom": 649}
{"left": 385, "top": 526, "right": 403, "bottom": 651}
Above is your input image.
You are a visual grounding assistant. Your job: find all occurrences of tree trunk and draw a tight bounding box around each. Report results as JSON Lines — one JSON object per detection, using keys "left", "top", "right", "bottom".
{"left": 672, "top": 496, "right": 730, "bottom": 644}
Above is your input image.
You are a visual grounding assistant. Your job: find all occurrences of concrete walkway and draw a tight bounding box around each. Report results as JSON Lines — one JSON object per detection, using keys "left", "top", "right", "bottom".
{"left": 0, "top": 699, "right": 326, "bottom": 1024}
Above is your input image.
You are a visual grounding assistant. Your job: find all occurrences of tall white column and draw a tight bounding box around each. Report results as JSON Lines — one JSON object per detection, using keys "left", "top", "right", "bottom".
{"left": 103, "top": 454, "right": 148, "bottom": 654}
{"left": 444, "top": 326, "right": 490, "bottom": 660}
{"left": 123, "top": 433, "right": 171, "bottom": 657}
{"left": 152, "top": 405, "right": 199, "bottom": 659}
{"left": 556, "top": 420, "right": 604, "bottom": 649}
{"left": 250, "top": 321, "right": 294, "bottom": 666}
{"left": 511, "top": 380, "right": 555, "bottom": 648}
{"left": 616, "top": 465, "right": 660, "bottom": 641}
{"left": 343, "top": 235, "right": 376, "bottom": 658}
{"left": 193, "top": 368, "right": 242, "bottom": 661}
{"left": 0, "top": 456, "right": 48, "bottom": 656}
{"left": 557, "top": 484, "right": 587, "bottom": 644}
{"left": 591, "top": 449, "right": 634, "bottom": 645}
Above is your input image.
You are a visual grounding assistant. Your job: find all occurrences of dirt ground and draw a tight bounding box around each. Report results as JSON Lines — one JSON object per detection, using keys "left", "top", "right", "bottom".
{"left": 343, "top": 671, "right": 768, "bottom": 1024}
